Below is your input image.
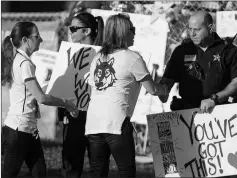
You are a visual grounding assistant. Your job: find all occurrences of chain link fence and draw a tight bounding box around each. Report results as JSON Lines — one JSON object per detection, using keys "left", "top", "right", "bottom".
{"left": 2, "top": 1, "right": 237, "bottom": 55}
{"left": 162, "top": 1, "right": 237, "bottom": 64}
{"left": 2, "top": 1, "right": 237, "bottom": 62}
{"left": 1, "top": 12, "right": 69, "bottom": 51}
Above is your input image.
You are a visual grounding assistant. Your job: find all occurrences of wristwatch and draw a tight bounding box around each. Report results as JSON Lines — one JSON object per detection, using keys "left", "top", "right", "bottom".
{"left": 210, "top": 94, "right": 219, "bottom": 105}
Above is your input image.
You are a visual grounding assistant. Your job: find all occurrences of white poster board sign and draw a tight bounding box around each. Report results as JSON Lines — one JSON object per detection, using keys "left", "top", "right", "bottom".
{"left": 46, "top": 42, "right": 100, "bottom": 110}
{"left": 216, "top": 11, "right": 237, "bottom": 38}
{"left": 31, "top": 49, "right": 59, "bottom": 87}
{"left": 147, "top": 104, "right": 237, "bottom": 177}
{"left": 46, "top": 41, "right": 151, "bottom": 111}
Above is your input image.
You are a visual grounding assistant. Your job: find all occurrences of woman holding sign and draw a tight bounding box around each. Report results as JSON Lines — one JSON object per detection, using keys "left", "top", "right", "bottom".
{"left": 86, "top": 13, "right": 167, "bottom": 178}
{"left": 57, "top": 12, "right": 105, "bottom": 178}
{"left": 1, "top": 21, "right": 78, "bottom": 178}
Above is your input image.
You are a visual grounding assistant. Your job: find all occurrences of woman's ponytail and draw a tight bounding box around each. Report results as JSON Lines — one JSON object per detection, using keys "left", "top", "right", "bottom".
{"left": 1, "top": 36, "right": 15, "bottom": 86}
{"left": 93, "top": 16, "right": 104, "bottom": 46}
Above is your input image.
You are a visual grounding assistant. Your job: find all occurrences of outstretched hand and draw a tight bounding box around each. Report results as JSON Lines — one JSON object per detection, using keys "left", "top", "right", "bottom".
{"left": 64, "top": 98, "right": 79, "bottom": 118}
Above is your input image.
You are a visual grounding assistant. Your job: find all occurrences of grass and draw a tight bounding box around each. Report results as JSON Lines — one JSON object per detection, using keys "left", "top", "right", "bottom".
{"left": 2, "top": 140, "right": 155, "bottom": 178}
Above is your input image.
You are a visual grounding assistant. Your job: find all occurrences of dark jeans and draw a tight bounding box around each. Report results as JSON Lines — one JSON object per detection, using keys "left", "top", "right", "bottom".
{"left": 2, "top": 125, "right": 46, "bottom": 178}
{"left": 87, "top": 117, "right": 136, "bottom": 178}
{"left": 61, "top": 110, "right": 87, "bottom": 178}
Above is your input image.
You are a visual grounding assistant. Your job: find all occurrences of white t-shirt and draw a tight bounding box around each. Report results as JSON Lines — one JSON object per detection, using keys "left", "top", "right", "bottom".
{"left": 4, "top": 49, "right": 40, "bottom": 133}
{"left": 85, "top": 49, "right": 150, "bottom": 135}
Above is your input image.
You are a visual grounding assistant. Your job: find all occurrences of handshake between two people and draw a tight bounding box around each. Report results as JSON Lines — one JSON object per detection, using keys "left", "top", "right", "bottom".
{"left": 63, "top": 98, "right": 79, "bottom": 118}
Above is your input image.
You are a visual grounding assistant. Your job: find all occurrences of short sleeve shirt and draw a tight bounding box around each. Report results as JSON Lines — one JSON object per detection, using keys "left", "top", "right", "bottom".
{"left": 86, "top": 49, "right": 150, "bottom": 135}
{"left": 4, "top": 49, "right": 40, "bottom": 131}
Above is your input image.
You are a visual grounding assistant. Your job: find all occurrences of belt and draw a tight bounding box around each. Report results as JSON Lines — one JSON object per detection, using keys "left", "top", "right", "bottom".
{"left": 17, "top": 126, "right": 39, "bottom": 139}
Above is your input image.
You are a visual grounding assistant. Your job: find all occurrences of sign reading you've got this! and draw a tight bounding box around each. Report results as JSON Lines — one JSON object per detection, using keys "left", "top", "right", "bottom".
{"left": 147, "top": 104, "right": 237, "bottom": 177}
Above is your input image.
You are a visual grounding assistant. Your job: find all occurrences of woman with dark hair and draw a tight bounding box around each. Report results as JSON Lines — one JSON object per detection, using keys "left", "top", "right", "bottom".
{"left": 1, "top": 21, "right": 78, "bottom": 178}
{"left": 86, "top": 13, "right": 167, "bottom": 178}
{"left": 69, "top": 12, "right": 104, "bottom": 45}
{"left": 58, "top": 12, "right": 105, "bottom": 178}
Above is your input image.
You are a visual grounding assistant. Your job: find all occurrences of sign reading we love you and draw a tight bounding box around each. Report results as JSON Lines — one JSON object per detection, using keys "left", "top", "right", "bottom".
{"left": 46, "top": 42, "right": 100, "bottom": 111}
{"left": 147, "top": 104, "right": 237, "bottom": 177}
{"left": 46, "top": 41, "right": 151, "bottom": 111}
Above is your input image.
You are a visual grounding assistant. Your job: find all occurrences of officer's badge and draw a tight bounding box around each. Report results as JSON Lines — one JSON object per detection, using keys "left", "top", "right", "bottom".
{"left": 184, "top": 55, "right": 196, "bottom": 62}
{"left": 213, "top": 54, "right": 220, "bottom": 62}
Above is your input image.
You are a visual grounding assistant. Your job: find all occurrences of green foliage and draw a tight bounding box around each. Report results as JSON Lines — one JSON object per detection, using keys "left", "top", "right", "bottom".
{"left": 101, "top": 1, "right": 154, "bottom": 14}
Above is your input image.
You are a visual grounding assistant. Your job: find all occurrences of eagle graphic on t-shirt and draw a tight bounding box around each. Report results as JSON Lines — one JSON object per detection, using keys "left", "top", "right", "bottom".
{"left": 94, "top": 57, "right": 117, "bottom": 90}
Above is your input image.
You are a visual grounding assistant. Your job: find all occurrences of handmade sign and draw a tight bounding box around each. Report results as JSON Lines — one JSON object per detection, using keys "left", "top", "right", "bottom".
{"left": 147, "top": 104, "right": 237, "bottom": 177}
{"left": 216, "top": 11, "right": 237, "bottom": 38}
{"left": 46, "top": 42, "right": 100, "bottom": 110}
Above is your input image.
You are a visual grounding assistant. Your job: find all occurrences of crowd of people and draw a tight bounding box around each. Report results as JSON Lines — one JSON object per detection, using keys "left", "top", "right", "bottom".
{"left": 1, "top": 10, "right": 237, "bottom": 178}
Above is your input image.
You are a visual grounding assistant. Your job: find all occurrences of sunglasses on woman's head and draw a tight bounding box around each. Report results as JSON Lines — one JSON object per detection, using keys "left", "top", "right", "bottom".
{"left": 69, "top": 26, "right": 88, "bottom": 33}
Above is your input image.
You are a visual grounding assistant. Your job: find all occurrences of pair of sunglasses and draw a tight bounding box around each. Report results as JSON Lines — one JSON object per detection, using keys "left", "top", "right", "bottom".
{"left": 69, "top": 26, "right": 88, "bottom": 33}
{"left": 130, "top": 27, "right": 136, "bottom": 35}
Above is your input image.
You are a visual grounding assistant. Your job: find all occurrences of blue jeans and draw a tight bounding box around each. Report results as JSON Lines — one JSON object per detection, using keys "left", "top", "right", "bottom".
{"left": 87, "top": 118, "right": 136, "bottom": 178}
{"left": 2, "top": 125, "right": 46, "bottom": 178}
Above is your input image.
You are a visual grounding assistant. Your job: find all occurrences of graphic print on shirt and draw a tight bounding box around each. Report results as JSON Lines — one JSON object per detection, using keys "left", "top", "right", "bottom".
{"left": 94, "top": 57, "right": 117, "bottom": 90}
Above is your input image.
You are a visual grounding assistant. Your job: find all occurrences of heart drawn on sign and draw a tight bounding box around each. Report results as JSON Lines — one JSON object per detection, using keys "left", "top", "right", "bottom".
{"left": 228, "top": 151, "right": 237, "bottom": 169}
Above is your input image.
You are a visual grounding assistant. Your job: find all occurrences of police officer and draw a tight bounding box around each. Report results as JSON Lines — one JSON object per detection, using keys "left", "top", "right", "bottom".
{"left": 159, "top": 11, "right": 237, "bottom": 113}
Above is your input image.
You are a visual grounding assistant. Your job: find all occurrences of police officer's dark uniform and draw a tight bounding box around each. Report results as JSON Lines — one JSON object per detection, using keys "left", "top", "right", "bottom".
{"left": 161, "top": 32, "right": 237, "bottom": 111}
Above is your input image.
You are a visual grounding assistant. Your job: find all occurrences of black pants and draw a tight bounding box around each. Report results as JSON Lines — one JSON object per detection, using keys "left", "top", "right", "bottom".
{"left": 2, "top": 125, "right": 46, "bottom": 178}
{"left": 61, "top": 110, "right": 87, "bottom": 178}
{"left": 87, "top": 117, "right": 136, "bottom": 178}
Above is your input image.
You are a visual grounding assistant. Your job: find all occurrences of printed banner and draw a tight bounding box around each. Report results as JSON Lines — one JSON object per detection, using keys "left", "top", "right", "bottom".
{"left": 46, "top": 41, "right": 151, "bottom": 111}
{"left": 31, "top": 49, "right": 59, "bottom": 87}
{"left": 147, "top": 104, "right": 237, "bottom": 177}
{"left": 216, "top": 11, "right": 237, "bottom": 38}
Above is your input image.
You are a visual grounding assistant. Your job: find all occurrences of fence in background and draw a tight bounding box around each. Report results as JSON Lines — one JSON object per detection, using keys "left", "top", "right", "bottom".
{"left": 2, "top": 1, "right": 237, "bottom": 61}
